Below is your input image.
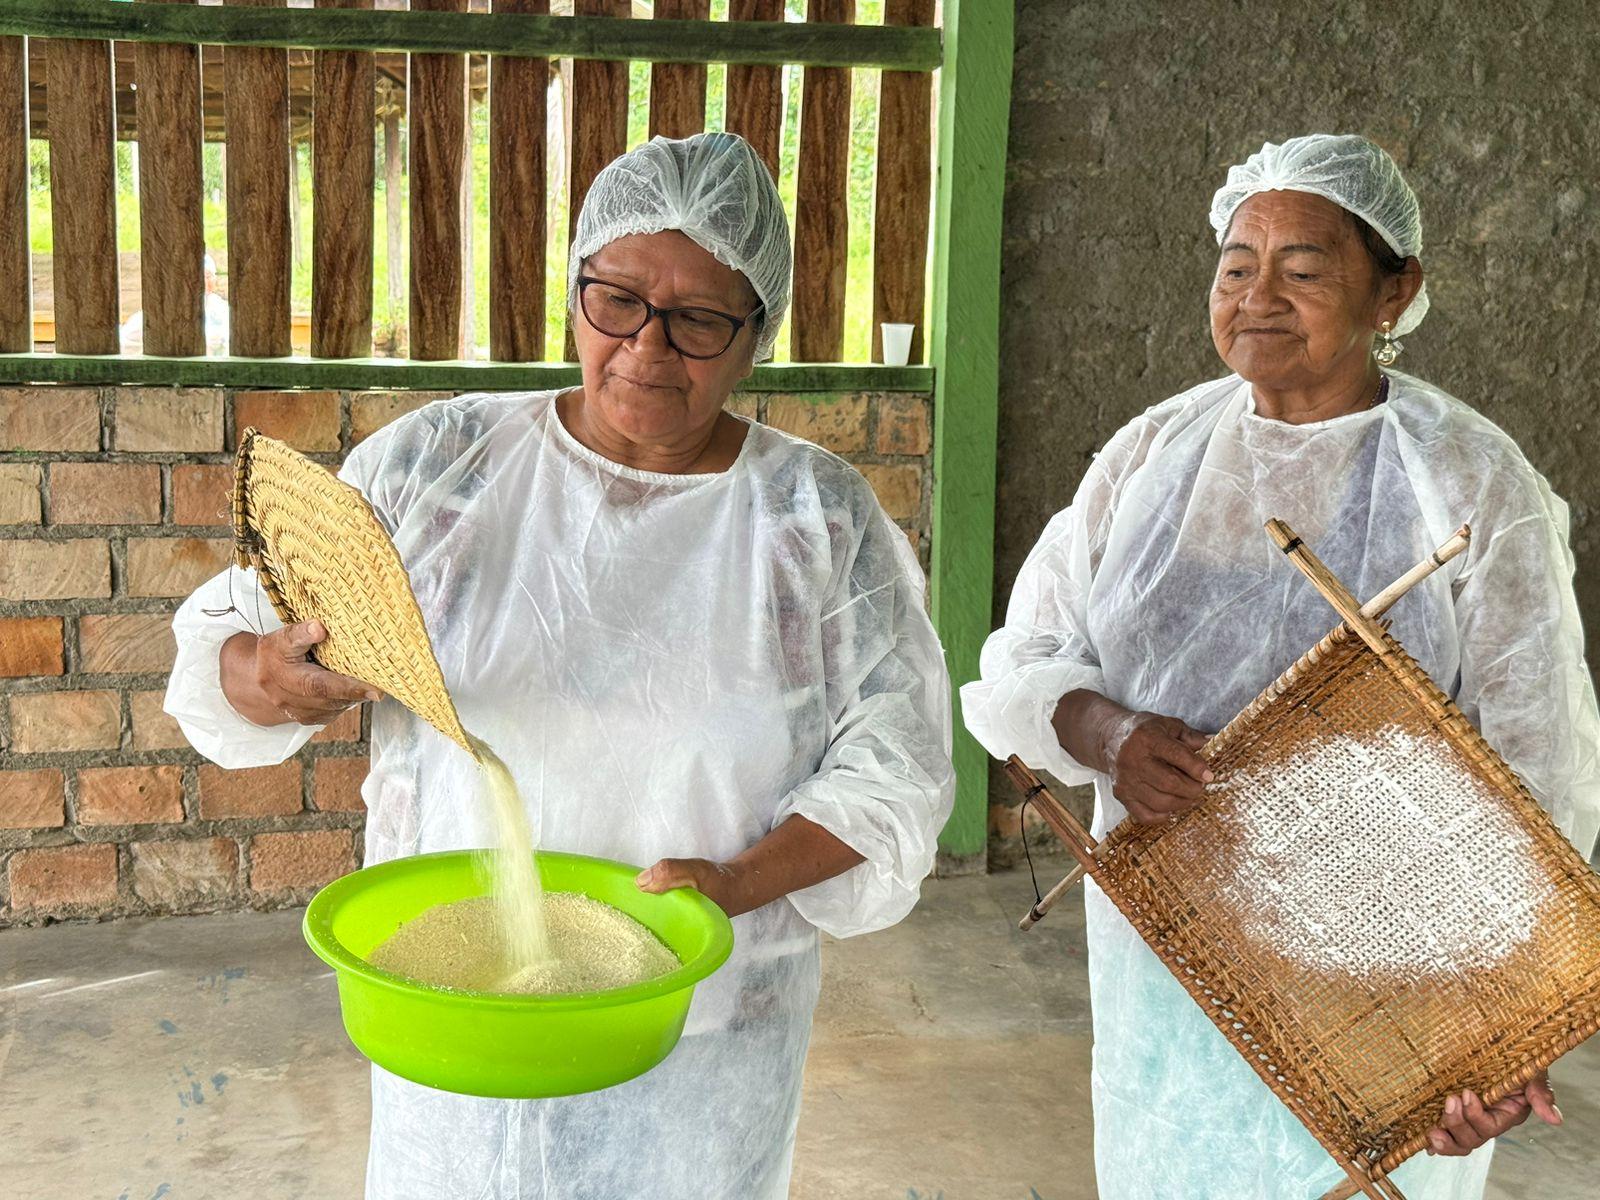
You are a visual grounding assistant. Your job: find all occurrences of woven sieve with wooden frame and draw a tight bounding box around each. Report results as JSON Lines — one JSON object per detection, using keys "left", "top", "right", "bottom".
{"left": 1007, "top": 518, "right": 1600, "bottom": 1200}
{"left": 230, "top": 427, "right": 478, "bottom": 761}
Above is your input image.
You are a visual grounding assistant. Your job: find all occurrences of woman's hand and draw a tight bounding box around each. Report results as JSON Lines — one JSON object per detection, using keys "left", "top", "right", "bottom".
{"left": 219, "top": 620, "right": 381, "bottom": 728}
{"left": 1053, "top": 691, "right": 1215, "bottom": 825}
{"left": 636, "top": 859, "right": 748, "bottom": 917}
{"left": 1425, "top": 1077, "right": 1562, "bottom": 1156}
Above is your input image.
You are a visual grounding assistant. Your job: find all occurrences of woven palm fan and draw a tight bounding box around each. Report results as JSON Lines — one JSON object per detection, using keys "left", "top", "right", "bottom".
{"left": 1008, "top": 519, "right": 1600, "bottom": 1200}
{"left": 230, "top": 427, "right": 476, "bottom": 759}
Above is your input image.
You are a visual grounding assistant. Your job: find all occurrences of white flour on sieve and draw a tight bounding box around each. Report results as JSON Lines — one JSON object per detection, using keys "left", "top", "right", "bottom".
{"left": 1209, "top": 727, "right": 1551, "bottom": 978}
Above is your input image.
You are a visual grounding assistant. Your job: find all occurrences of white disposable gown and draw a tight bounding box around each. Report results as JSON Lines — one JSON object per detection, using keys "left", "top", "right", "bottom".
{"left": 165, "top": 389, "right": 955, "bottom": 1199}
{"left": 960, "top": 369, "right": 1600, "bottom": 1200}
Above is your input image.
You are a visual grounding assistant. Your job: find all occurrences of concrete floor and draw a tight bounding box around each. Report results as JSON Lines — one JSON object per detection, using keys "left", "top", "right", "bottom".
{"left": 1, "top": 861, "right": 1595, "bottom": 1199}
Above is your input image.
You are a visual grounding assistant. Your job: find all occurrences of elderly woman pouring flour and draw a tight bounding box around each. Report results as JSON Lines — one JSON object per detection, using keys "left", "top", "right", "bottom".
{"left": 961, "top": 134, "right": 1600, "bottom": 1200}
{"left": 165, "top": 131, "right": 954, "bottom": 1198}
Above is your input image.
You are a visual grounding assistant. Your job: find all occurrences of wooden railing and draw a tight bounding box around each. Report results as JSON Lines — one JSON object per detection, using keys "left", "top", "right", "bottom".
{"left": 0, "top": 0, "right": 941, "bottom": 378}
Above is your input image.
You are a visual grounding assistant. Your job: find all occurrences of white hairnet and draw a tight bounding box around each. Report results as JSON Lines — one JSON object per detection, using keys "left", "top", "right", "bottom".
{"left": 568, "top": 132, "right": 791, "bottom": 362}
{"left": 1209, "top": 134, "right": 1429, "bottom": 337}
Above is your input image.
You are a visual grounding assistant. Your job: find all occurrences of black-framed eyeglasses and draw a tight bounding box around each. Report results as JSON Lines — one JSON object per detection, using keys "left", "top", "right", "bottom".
{"left": 576, "top": 275, "right": 764, "bottom": 360}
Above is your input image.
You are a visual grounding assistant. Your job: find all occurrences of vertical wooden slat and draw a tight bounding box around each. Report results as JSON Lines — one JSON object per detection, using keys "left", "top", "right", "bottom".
{"left": 649, "top": 0, "right": 709, "bottom": 141}
{"left": 312, "top": 0, "right": 375, "bottom": 358}
{"left": 791, "top": 0, "right": 853, "bottom": 362}
{"left": 489, "top": 0, "right": 547, "bottom": 362}
{"left": 0, "top": 36, "right": 30, "bottom": 352}
{"left": 46, "top": 38, "right": 120, "bottom": 355}
{"left": 566, "top": 0, "right": 629, "bottom": 360}
{"left": 409, "top": 0, "right": 466, "bottom": 361}
{"left": 137, "top": 0, "right": 207, "bottom": 357}
{"left": 870, "top": 0, "right": 933, "bottom": 364}
{"left": 224, "top": 0, "right": 292, "bottom": 357}
{"left": 725, "top": 0, "right": 782, "bottom": 180}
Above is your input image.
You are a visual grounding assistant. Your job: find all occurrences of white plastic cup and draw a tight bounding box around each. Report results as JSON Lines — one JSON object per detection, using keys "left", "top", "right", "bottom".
{"left": 880, "top": 322, "right": 915, "bottom": 367}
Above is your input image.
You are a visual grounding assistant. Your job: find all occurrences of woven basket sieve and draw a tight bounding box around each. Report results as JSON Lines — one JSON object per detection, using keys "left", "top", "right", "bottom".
{"left": 1007, "top": 526, "right": 1600, "bottom": 1200}
{"left": 230, "top": 427, "right": 474, "bottom": 758}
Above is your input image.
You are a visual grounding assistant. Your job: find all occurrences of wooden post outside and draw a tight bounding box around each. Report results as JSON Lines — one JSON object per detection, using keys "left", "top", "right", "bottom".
{"left": 790, "top": 0, "right": 852, "bottom": 362}
{"left": 312, "top": 0, "right": 374, "bottom": 358}
{"left": 649, "top": 0, "right": 708, "bottom": 140}
{"left": 489, "top": 0, "right": 547, "bottom": 362}
{"left": 724, "top": 0, "right": 783, "bottom": 179}
{"left": 409, "top": 0, "right": 466, "bottom": 361}
{"left": 46, "top": 37, "right": 120, "bottom": 354}
{"left": 928, "top": 0, "right": 1010, "bottom": 858}
{"left": 0, "top": 34, "right": 30, "bottom": 352}
{"left": 459, "top": 71, "right": 476, "bottom": 358}
{"left": 870, "top": 0, "right": 932, "bottom": 364}
{"left": 224, "top": 0, "right": 293, "bottom": 357}
{"left": 383, "top": 108, "right": 403, "bottom": 342}
{"left": 565, "top": 0, "right": 629, "bottom": 360}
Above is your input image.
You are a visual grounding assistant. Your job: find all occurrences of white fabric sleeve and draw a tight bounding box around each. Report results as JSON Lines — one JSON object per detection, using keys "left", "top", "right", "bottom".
{"left": 163, "top": 446, "right": 397, "bottom": 770}
{"left": 776, "top": 503, "right": 955, "bottom": 939}
{"left": 1453, "top": 474, "right": 1600, "bottom": 860}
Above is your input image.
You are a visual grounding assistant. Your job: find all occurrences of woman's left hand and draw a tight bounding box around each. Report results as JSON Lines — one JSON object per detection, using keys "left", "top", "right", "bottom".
{"left": 636, "top": 858, "right": 749, "bottom": 917}
{"left": 1425, "top": 1076, "right": 1562, "bottom": 1156}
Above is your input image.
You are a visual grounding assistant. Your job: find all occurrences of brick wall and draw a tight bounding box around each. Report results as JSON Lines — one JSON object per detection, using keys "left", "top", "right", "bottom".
{"left": 0, "top": 385, "right": 933, "bottom": 926}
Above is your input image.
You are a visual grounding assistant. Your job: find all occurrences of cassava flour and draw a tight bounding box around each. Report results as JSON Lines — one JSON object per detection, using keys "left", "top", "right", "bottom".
{"left": 466, "top": 734, "right": 550, "bottom": 968}
{"left": 1208, "top": 726, "right": 1551, "bottom": 978}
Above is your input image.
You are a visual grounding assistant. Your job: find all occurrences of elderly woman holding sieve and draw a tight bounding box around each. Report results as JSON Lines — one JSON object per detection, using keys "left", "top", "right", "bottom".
{"left": 164, "top": 131, "right": 954, "bottom": 1198}
{"left": 961, "top": 134, "right": 1600, "bottom": 1199}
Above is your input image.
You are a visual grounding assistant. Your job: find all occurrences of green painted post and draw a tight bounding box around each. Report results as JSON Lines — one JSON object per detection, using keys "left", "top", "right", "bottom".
{"left": 928, "top": 0, "right": 1011, "bottom": 863}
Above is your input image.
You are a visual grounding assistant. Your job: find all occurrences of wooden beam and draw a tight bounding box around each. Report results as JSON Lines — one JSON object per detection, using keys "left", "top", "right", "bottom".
{"left": 649, "top": 0, "right": 708, "bottom": 140}
{"left": 790, "top": 0, "right": 851, "bottom": 362}
{"left": 136, "top": 0, "right": 207, "bottom": 357}
{"left": 312, "top": 0, "right": 374, "bottom": 357}
{"left": 928, "top": 0, "right": 1012, "bottom": 857}
{"left": 0, "top": 1, "right": 943, "bottom": 70}
{"left": 489, "top": 0, "right": 547, "bottom": 362}
{"left": 46, "top": 38, "right": 120, "bottom": 355}
{"left": 0, "top": 34, "right": 29, "bottom": 352}
{"left": 224, "top": 0, "right": 293, "bottom": 357}
{"left": 0, "top": 352, "right": 933, "bottom": 394}
{"left": 870, "top": 0, "right": 932, "bottom": 364}
{"left": 724, "top": 0, "right": 782, "bottom": 180}
{"left": 566, "top": 0, "right": 629, "bottom": 361}
{"left": 408, "top": 0, "right": 466, "bottom": 361}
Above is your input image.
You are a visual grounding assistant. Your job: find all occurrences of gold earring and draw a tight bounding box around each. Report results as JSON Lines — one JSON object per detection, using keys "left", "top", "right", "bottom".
{"left": 1374, "top": 320, "right": 1403, "bottom": 367}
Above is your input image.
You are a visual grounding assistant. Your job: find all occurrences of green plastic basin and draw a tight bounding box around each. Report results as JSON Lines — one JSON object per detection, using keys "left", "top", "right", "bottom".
{"left": 302, "top": 849, "right": 734, "bottom": 1099}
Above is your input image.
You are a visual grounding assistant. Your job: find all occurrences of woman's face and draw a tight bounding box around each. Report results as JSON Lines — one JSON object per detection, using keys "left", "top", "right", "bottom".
{"left": 1209, "top": 190, "right": 1416, "bottom": 393}
{"left": 574, "top": 230, "right": 762, "bottom": 447}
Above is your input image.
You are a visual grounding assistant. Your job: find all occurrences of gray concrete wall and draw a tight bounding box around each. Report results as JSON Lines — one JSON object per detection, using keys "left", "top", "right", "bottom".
{"left": 991, "top": 0, "right": 1600, "bottom": 847}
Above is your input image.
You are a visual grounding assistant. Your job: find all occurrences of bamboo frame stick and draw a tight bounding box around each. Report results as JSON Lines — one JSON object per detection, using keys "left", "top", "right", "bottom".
{"left": 1018, "top": 862, "right": 1085, "bottom": 931}
{"left": 1265, "top": 518, "right": 1392, "bottom": 656}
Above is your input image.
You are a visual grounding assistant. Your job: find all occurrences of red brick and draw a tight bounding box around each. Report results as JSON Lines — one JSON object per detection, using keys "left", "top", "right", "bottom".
{"left": 0, "top": 616, "right": 65, "bottom": 677}
{"left": 126, "top": 537, "right": 232, "bottom": 598}
{"left": 0, "top": 769, "right": 66, "bottom": 829}
{"left": 130, "top": 837, "right": 239, "bottom": 909}
{"left": 8, "top": 842, "right": 118, "bottom": 913}
{"left": 875, "top": 395, "right": 932, "bottom": 456}
{"left": 49, "top": 462, "right": 161, "bottom": 525}
{"left": 764, "top": 395, "right": 869, "bottom": 453}
{"left": 233, "top": 391, "right": 341, "bottom": 452}
{"left": 0, "top": 389, "right": 101, "bottom": 451}
{"left": 198, "top": 761, "right": 303, "bottom": 819}
{"left": 350, "top": 392, "right": 447, "bottom": 444}
{"left": 858, "top": 464, "right": 923, "bottom": 522}
{"left": 0, "top": 463, "right": 41, "bottom": 524}
{"left": 0, "top": 538, "right": 111, "bottom": 600}
{"left": 313, "top": 755, "right": 368, "bottom": 812}
{"left": 76, "top": 765, "right": 185, "bottom": 826}
{"left": 78, "top": 612, "right": 178, "bottom": 674}
{"left": 113, "top": 389, "right": 224, "bottom": 452}
{"left": 311, "top": 705, "right": 363, "bottom": 744}
{"left": 129, "top": 689, "right": 189, "bottom": 751}
{"left": 8, "top": 689, "right": 121, "bottom": 752}
{"left": 249, "top": 829, "right": 357, "bottom": 894}
{"left": 171, "top": 463, "right": 235, "bottom": 527}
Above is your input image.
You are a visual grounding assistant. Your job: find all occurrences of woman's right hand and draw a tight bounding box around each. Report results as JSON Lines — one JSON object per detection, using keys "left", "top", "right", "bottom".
{"left": 1052, "top": 690, "right": 1215, "bottom": 825}
{"left": 219, "top": 620, "right": 380, "bottom": 728}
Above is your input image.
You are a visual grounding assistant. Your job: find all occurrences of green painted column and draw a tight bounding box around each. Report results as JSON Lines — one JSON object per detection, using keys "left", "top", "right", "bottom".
{"left": 928, "top": 0, "right": 1012, "bottom": 860}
